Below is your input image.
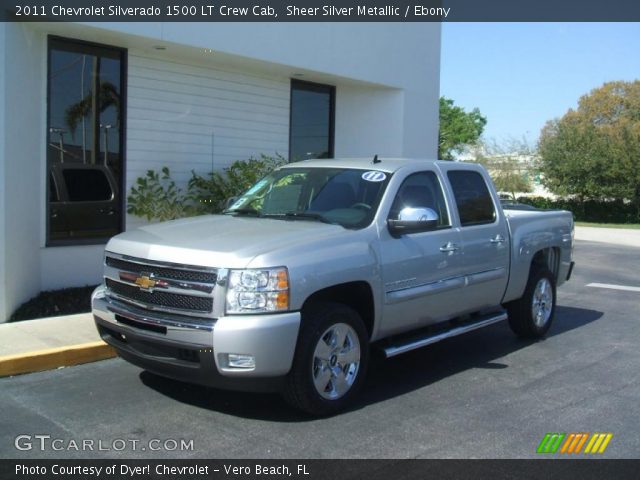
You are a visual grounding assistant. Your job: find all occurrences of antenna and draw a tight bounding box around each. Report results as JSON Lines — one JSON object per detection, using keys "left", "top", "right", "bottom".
{"left": 373, "top": 154, "right": 381, "bottom": 164}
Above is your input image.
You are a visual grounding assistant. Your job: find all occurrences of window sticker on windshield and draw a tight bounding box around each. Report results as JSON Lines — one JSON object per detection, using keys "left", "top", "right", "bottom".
{"left": 362, "top": 171, "right": 387, "bottom": 182}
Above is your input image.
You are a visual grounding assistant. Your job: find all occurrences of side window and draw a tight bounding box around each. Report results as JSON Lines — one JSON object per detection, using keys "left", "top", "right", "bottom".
{"left": 447, "top": 170, "right": 496, "bottom": 226}
{"left": 289, "top": 80, "right": 335, "bottom": 162}
{"left": 62, "top": 168, "right": 113, "bottom": 202}
{"left": 389, "top": 172, "right": 450, "bottom": 228}
{"left": 47, "top": 36, "right": 125, "bottom": 245}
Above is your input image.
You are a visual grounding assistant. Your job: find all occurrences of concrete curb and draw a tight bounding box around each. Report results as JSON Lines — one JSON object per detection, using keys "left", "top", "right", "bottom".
{"left": 0, "top": 341, "right": 116, "bottom": 378}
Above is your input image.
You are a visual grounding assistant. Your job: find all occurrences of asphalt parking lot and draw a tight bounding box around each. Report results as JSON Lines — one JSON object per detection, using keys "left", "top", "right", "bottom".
{"left": 1, "top": 240, "right": 638, "bottom": 459}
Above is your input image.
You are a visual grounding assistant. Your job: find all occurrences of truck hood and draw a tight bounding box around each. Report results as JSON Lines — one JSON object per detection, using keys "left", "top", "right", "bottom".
{"left": 106, "top": 214, "right": 349, "bottom": 268}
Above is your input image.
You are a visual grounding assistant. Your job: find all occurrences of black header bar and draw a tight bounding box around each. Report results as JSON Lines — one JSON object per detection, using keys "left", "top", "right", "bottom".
{"left": 1, "top": 0, "right": 640, "bottom": 22}
{"left": 2, "top": 459, "right": 640, "bottom": 480}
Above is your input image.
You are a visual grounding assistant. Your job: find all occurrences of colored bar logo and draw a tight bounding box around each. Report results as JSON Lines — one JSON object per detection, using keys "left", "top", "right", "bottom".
{"left": 537, "top": 433, "right": 613, "bottom": 454}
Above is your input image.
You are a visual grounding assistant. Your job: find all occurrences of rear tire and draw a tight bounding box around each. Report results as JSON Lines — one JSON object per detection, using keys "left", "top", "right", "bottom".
{"left": 507, "top": 266, "right": 556, "bottom": 339}
{"left": 282, "top": 302, "right": 369, "bottom": 416}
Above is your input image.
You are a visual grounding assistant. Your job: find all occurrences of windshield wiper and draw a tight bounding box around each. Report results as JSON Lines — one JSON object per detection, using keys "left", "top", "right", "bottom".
{"left": 267, "top": 211, "right": 335, "bottom": 225}
{"left": 223, "top": 207, "right": 262, "bottom": 216}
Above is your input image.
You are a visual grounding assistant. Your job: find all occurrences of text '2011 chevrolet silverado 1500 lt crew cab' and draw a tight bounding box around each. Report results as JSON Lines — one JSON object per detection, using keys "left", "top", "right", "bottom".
{"left": 92, "top": 158, "right": 575, "bottom": 415}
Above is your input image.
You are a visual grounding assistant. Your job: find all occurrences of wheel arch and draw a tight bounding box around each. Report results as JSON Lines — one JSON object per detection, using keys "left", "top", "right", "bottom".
{"left": 301, "top": 281, "right": 375, "bottom": 340}
{"left": 531, "top": 247, "right": 561, "bottom": 281}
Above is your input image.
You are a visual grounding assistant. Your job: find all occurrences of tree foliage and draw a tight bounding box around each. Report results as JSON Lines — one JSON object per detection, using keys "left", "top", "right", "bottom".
{"left": 538, "top": 80, "right": 640, "bottom": 207}
{"left": 439, "top": 97, "right": 487, "bottom": 160}
{"left": 466, "top": 139, "right": 534, "bottom": 199}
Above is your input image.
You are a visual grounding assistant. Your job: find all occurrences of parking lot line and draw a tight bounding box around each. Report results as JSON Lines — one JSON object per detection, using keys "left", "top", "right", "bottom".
{"left": 586, "top": 283, "right": 640, "bottom": 293}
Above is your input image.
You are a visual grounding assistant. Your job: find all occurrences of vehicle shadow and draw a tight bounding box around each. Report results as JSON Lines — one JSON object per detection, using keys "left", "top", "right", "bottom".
{"left": 139, "top": 305, "right": 602, "bottom": 421}
{"left": 360, "top": 305, "right": 602, "bottom": 408}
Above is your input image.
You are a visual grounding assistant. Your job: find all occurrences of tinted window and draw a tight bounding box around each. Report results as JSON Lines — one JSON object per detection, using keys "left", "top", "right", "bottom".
{"left": 49, "top": 172, "right": 59, "bottom": 202}
{"left": 63, "top": 169, "right": 113, "bottom": 202}
{"left": 447, "top": 170, "right": 496, "bottom": 226}
{"left": 289, "top": 80, "right": 335, "bottom": 162}
{"left": 389, "top": 171, "right": 450, "bottom": 228}
{"left": 47, "top": 37, "right": 125, "bottom": 244}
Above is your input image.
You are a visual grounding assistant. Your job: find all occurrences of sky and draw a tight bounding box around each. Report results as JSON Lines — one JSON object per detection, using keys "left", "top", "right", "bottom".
{"left": 440, "top": 23, "right": 640, "bottom": 147}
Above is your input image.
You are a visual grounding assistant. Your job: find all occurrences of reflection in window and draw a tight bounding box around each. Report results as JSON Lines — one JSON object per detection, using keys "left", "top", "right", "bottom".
{"left": 289, "top": 80, "right": 335, "bottom": 162}
{"left": 47, "top": 37, "right": 125, "bottom": 244}
{"left": 390, "top": 172, "right": 451, "bottom": 228}
{"left": 447, "top": 171, "right": 497, "bottom": 226}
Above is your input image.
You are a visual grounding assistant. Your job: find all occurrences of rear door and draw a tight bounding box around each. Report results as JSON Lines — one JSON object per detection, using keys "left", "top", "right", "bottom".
{"left": 442, "top": 167, "right": 510, "bottom": 310}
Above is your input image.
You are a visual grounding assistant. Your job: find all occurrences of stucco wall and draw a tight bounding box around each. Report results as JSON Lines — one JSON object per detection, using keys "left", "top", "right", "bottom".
{"left": 2, "top": 24, "right": 44, "bottom": 320}
{"left": 0, "top": 23, "right": 7, "bottom": 320}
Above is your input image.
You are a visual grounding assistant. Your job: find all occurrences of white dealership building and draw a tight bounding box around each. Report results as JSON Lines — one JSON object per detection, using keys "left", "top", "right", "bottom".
{"left": 0, "top": 21, "right": 441, "bottom": 321}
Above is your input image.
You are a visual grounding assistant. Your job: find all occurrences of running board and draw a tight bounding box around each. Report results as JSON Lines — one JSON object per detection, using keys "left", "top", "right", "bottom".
{"left": 382, "top": 312, "right": 508, "bottom": 358}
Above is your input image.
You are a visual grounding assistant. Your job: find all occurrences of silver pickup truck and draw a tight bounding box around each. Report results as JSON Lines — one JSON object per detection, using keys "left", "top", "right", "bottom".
{"left": 92, "top": 158, "right": 574, "bottom": 415}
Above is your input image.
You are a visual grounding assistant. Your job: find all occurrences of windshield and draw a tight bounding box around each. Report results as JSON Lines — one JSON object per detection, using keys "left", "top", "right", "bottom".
{"left": 225, "top": 167, "right": 391, "bottom": 229}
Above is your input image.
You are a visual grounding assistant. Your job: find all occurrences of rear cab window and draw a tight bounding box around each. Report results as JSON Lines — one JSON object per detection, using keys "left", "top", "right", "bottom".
{"left": 447, "top": 170, "right": 496, "bottom": 226}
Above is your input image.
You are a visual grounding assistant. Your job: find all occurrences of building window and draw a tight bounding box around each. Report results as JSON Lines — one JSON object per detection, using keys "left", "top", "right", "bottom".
{"left": 289, "top": 80, "right": 335, "bottom": 162}
{"left": 47, "top": 37, "right": 126, "bottom": 245}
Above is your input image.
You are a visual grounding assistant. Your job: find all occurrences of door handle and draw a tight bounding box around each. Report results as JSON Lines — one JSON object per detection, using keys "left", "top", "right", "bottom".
{"left": 490, "top": 234, "right": 506, "bottom": 244}
{"left": 440, "top": 242, "right": 460, "bottom": 253}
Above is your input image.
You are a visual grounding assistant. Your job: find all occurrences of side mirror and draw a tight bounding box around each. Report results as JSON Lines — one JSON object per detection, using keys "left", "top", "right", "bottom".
{"left": 388, "top": 207, "right": 439, "bottom": 236}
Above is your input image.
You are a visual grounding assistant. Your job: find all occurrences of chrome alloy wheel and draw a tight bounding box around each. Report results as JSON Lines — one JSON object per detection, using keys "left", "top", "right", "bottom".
{"left": 531, "top": 277, "right": 553, "bottom": 327}
{"left": 312, "top": 323, "right": 361, "bottom": 400}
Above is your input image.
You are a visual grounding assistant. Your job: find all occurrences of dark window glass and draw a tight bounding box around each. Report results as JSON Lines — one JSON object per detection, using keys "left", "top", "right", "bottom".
{"left": 47, "top": 37, "right": 125, "bottom": 244}
{"left": 63, "top": 169, "right": 113, "bottom": 202}
{"left": 447, "top": 171, "right": 496, "bottom": 226}
{"left": 389, "top": 171, "right": 450, "bottom": 228}
{"left": 49, "top": 172, "right": 59, "bottom": 202}
{"left": 289, "top": 80, "right": 335, "bottom": 162}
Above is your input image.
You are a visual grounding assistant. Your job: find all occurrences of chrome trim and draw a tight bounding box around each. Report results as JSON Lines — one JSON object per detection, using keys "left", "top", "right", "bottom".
{"left": 106, "top": 251, "right": 218, "bottom": 274}
{"left": 105, "top": 287, "right": 213, "bottom": 317}
{"left": 490, "top": 234, "right": 506, "bottom": 244}
{"left": 383, "top": 312, "right": 508, "bottom": 357}
{"left": 103, "top": 252, "right": 220, "bottom": 318}
{"left": 105, "top": 271, "right": 214, "bottom": 296}
{"left": 386, "top": 276, "right": 465, "bottom": 303}
{"left": 465, "top": 267, "right": 507, "bottom": 286}
{"left": 107, "top": 297, "right": 215, "bottom": 331}
{"left": 439, "top": 242, "right": 460, "bottom": 253}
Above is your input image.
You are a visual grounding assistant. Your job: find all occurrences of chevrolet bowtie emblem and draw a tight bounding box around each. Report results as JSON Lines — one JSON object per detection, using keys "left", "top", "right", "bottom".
{"left": 119, "top": 272, "right": 168, "bottom": 291}
{"left": 135, "top": 275, "right": 156, "bottom": 290}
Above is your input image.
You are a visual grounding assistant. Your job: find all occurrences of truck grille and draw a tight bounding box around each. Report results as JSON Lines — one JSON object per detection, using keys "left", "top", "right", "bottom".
{"left": 105, "top": 256, "right": 217, "bottom": 283}
{"left": 106, "top": 279, "right": 213, "bottom": 313}
{"left": 104, "top": 254, "right": 217, "bottom": 317}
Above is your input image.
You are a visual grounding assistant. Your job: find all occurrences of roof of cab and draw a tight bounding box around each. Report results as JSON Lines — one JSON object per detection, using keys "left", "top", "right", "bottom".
{"left": 279, "top": 157, "right": 446, "bottom": 173}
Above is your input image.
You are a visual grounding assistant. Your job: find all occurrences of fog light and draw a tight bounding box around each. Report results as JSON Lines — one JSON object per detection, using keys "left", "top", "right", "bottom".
{"left": 227, "top": 354, "right": 255, "bottom": 369}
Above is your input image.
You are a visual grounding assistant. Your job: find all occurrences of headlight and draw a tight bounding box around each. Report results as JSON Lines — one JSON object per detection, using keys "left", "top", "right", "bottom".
{"left": 226, "top": 267, "right": 289, "bottom": 314}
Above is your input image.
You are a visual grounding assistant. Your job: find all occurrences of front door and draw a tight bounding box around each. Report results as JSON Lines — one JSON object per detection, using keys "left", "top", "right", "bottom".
{"left": 378, "top": 171, "right": 465, "bottom": 337}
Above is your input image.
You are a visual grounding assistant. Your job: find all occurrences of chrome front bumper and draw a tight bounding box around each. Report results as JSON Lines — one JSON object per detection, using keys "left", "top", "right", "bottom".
{"left": 92, "top": 286, "right": 301, "bottom": 390}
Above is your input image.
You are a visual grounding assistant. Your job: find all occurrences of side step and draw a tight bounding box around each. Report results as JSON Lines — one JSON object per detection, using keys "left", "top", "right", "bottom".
{"left": 382, "top": 311, "right": 508, "bottom": 358}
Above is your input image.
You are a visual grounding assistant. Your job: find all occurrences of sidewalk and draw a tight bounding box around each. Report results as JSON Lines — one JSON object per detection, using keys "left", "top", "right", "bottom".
{"left": 0, "top": 227, "right": 637, "bottom": 379}
{"left": 0, "top": 313, "right": 115, "bottom": 377}
{"left": 574, "top": 226, "right": 640, "bottom": 248}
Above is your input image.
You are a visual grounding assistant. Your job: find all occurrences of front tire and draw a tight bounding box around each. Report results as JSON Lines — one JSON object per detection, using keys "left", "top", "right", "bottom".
{"left": 507, "top": 266, "right": 556, "bottom": 339}
{"left": 283, "top": 302, "right": 369, "bottom": 416}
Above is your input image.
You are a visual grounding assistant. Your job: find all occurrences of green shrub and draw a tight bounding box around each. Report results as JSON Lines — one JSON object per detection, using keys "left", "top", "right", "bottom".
{"left": 127, "top": 154, "right": 286, "bottom": 222}
{"left": 127, "top": 167, "right": 195, "bottom": 222}
{"left": 189, "top": 154, "right": 286, "bottom": 214}
{"left": 517, "top": 196, "right": 640, "bottom": 224}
